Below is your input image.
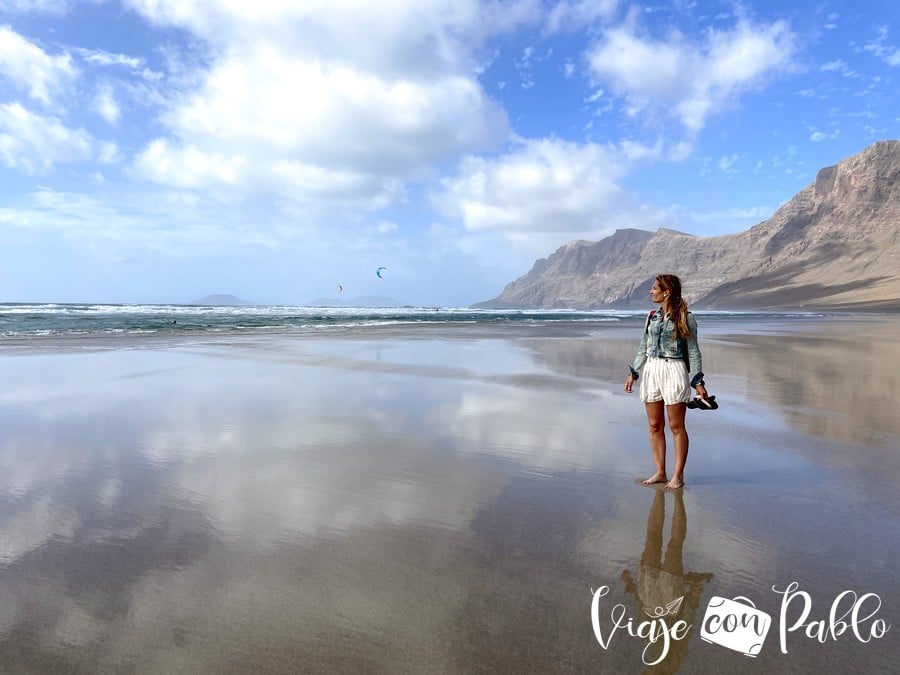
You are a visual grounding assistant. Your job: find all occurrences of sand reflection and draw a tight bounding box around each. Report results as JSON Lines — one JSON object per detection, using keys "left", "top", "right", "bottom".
{"left": 702, "top": 318, "right": 900, "bottom": 441}
{"left": 523, "top": 316, "right": 900, "bottom": 442}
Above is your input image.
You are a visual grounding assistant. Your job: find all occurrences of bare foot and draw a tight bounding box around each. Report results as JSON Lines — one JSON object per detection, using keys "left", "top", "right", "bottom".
{"left": 666, "top": 478, "right": 684, "bottom": 490}
{"left": 641, "top": 473, "right": 668, "bottom": 485}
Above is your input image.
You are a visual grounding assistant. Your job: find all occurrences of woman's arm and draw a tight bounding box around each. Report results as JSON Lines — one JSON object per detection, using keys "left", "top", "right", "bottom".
{"left": 625, "top": 313, "right": 652, "bottom": 392}
{"left": 629, "top": 315, "right": 651, "bottom": 379}
{"left": 685, "top": 313, "right": 704, "bottom": 388}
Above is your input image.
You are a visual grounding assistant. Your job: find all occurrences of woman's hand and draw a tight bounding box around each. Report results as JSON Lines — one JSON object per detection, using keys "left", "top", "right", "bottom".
{"left": 625, "top": 375, "right": 636, "bottom": 393}
{"left": 695, "top": 384, "right": 708, "bottom": 399}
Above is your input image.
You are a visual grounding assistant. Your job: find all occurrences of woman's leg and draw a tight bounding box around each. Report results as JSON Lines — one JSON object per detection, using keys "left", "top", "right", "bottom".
{"left": 662, "top": 489, "right": 686, "bottom": 574}
{"left": 665, "top": 402, "right": 688, "bottom": 489}
{"left": 642, "top": 400, "right": 668, "bottom": 484}
{"left": 642, "top": 491, "right": 665, "bottom": 565}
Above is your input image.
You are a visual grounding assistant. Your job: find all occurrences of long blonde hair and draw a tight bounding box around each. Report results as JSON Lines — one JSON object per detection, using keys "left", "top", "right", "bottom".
{"left": 657, "top": 274, "right": 692, "bottom": 340}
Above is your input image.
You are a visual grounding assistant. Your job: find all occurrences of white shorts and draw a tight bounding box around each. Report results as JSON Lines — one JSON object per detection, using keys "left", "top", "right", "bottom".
{"left": 640, "top": 357, "right": 691, "bottom": 405}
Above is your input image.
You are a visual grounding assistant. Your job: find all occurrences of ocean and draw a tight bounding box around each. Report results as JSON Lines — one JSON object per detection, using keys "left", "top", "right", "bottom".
{"left": 0, "top": 303, "right": 827, "bottom": 339}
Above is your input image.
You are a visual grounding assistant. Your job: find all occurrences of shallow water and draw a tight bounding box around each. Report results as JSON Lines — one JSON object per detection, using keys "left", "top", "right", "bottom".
{"left": 0, "top": 319, "right": 897, "bottom": 673}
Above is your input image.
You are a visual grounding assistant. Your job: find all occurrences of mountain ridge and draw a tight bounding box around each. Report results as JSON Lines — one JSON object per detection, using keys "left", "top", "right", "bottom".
{"left": 474, "top": 140, "right": 900, "bottom": 310}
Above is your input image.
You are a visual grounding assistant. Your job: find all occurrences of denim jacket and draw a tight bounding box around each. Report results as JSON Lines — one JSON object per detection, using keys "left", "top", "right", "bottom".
{"left": 629, "top": 310, "right": 704, "bottom": 387}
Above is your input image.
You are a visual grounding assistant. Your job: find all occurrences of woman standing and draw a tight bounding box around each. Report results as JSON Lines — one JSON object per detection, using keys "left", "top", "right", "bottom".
{"left": 624, "top": 275, "right": 708, "bottom": 490}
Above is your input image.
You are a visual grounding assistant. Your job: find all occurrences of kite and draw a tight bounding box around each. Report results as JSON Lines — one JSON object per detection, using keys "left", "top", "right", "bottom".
{"left": 337, "top": 285, "right": 343, "bottom": 293}
{"left": 376, "top": 266, "right": 387, "bottom": 278}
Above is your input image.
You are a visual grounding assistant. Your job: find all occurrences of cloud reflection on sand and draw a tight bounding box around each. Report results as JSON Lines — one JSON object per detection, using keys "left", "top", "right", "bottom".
{"left": 0, "top": 322, "right": 898, "bottom": 673}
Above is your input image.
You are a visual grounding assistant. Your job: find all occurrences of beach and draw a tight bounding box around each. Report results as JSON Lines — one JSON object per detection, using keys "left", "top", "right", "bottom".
{"left": 0, "top": 316, "right": 897, "bottom": 673}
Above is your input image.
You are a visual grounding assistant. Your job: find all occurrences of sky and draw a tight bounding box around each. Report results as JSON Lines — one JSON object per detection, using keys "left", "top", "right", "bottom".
{"left": 1, "top": 0, "right": 899, "bottom": 306}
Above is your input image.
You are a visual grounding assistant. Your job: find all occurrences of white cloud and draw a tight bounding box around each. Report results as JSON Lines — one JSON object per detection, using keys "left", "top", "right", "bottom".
{"left": 133, "top": 139, "right": 247, "bottom": 190}
{"left": 545, "top": 0, "right": 618, "bottom": 33}
{"left": 621, "top": 138, "right": 679, "bottom": 163}
{"left": 372, "top": 220, "right": 399, "bottom": 235}
{"left": 0, "top": 186, "right": 281, "bottom": 255}
{"left": 133, "top": 38, "right": 508, "bottom": 204}
{"left": 125, "top": 0, "right": 540, "bottom": 74}
{"left": 863, "top": 26, "right": 900, "bottom": 67}
{"left": 809, "top": 128, "right": 839, "bottom": 142}
{"left": 0, "top": 25, "right": 78, "bottom": 106}
{"left": 0, "top": 103, "right": 91, "bottom": 173}
{"left": 718, "top": 153, "right": 738, "bottom": 174}
{"left": 97, "top": 140, "right": 121, "bottom": 164}
{"left": 0, "top": 0, "right": 70, "bottom": 14}
{"left": 585, "top": 18, "right": 796, "bottom": 132}
{"left": 94, "top": 84, "right": 121, "bottom": 124}
{"left": 74, "top": 47, "right": 146, "bottom": 71}
{"left": 123, "top": 2, "right": 538, "bottom": 225}
{"left": 667, "top": 140, "right": 693, "bottom": 162}
{"left": 820, "top": 59, "right": 857, "bottom": 77}
{"left": 432, "top": 138, "right": 669, "bottom": 252}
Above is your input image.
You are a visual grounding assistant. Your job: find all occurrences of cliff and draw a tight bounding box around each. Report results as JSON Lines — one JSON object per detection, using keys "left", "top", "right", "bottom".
{"left": 475, "top": 140, "right": 900, "bottom": 310}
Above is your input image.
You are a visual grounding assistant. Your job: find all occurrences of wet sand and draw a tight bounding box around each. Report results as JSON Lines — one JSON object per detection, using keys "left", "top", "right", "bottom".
{"left": 0, "top": 317, "right": 898, "bottom": 673}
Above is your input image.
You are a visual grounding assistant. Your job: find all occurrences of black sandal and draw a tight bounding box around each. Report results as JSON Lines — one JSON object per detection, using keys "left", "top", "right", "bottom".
{"left": 687, "top": 395, "right": 718, "bottom": 410}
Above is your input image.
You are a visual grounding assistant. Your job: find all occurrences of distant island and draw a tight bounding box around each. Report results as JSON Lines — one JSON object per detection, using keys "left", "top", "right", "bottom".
{"left": 187, "top": 294, "right": 250, "bottom": 306}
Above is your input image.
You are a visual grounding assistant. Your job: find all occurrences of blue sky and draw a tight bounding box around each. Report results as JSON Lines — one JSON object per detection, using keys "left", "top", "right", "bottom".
{"left": 1, "top": 0, "right": 898, "bottom": 306}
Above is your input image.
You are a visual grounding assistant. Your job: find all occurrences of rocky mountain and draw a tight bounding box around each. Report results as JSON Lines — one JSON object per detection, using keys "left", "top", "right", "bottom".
{"left": 474, "top": 140, "right": 900, "bottom": 310}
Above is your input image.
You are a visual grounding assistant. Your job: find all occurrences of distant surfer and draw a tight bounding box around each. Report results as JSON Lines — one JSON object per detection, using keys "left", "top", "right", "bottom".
{"left": 624, "top": 274, "right": 708, "bottom": 490}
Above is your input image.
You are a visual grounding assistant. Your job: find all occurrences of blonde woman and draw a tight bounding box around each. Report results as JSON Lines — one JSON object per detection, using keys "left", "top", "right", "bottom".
{"left": 624, "top": 275, "right": 708, "bottom": 490}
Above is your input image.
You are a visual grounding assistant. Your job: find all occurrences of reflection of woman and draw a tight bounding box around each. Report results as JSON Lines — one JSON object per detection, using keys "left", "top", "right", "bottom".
{"left": 621, "top": 490, "right": 713, "bottom": 673}
{"left": 624, "top": 275, "right": 707, "bottom": 490}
